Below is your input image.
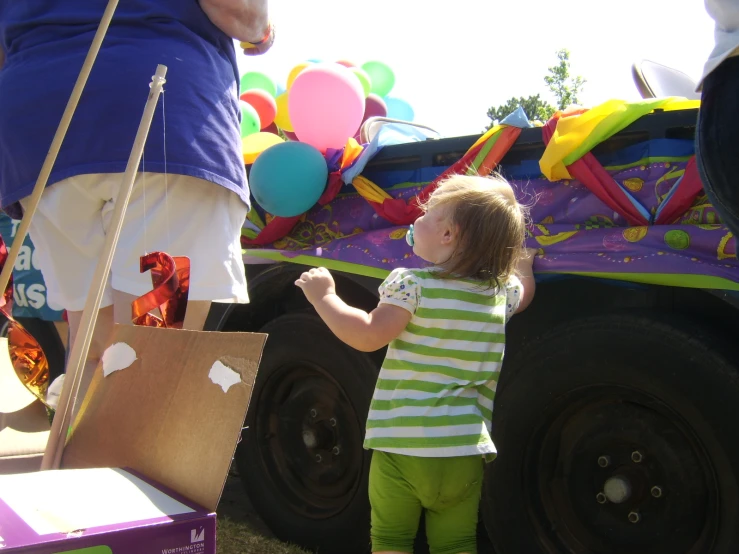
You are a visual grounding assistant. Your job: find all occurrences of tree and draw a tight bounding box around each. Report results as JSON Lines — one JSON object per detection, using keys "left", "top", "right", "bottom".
{"left": 486, "top": 95, "right": 555, "bottom": 128}
{"left": 544, "top": 49, "right": 586, "bottom": 110}
{"left": 485, "top": 48, "right": 586, "bottom": 129}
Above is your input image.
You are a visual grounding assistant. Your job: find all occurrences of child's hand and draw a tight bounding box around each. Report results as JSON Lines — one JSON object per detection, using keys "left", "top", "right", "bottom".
{"left": 295, "top": 267, "right": 336, "bottom": 305}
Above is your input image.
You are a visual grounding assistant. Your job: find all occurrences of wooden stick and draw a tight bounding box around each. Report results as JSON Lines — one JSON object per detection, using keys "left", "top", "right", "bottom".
{"left": 0, "top": 0, "right": 120, "bottom": 297}
{"left": 42, "top": 65, "right": 169, "bottom": 471}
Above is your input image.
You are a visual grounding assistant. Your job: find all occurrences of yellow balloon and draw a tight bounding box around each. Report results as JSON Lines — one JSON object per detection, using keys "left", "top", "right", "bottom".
{"left": 274, "top": 92, "right": 293, "bottom": 132}
{"left": 242, "top": 132, "right": 284, "bottom": 165}
{"left": 286, "top": 62, "right": 312, "bottom": 90}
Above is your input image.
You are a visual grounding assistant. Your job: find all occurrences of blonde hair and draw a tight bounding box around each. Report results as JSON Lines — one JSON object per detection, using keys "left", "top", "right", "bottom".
{"left": 420, "top": 174, "right": 527, "bottom": 290}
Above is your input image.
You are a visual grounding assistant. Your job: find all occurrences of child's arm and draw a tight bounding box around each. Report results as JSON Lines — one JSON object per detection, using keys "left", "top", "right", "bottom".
{"left": 515, "top": 248, "right": 537, "bottom": 313}
{"left": 296, "top": 267, "right": 413, "bottom": 352}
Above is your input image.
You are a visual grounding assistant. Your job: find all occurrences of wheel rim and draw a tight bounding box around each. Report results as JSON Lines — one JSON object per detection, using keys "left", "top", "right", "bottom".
{"left": 253, "top": 360, "right": 364, "bottom": 519}
{"left": 524, "top": 384, "right": 719, "bottom": 554}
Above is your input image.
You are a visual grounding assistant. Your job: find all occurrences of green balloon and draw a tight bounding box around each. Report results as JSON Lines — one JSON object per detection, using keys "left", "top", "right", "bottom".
{"left": 240, "top": 72, "right": 276, "bottom": 97}
{"left": 240, "top": 101, "right": 261, "bottom": 138}
{"left": 361, "top": 61, "right": 395, "bottom": 97}
{"left": 350, "top": 67, "right": 372, "bottom": 97}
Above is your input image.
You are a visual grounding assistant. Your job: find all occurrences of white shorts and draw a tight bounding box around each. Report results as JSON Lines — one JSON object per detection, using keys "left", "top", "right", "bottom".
{"left": 20, "top": 173, "right": 249, "bottom": 312}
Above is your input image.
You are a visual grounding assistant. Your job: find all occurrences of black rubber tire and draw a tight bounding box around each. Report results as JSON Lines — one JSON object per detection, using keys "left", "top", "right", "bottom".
{"left": 236, "top": 312, "right": 378, "bottom": 554}
{"left": 483, "top": 312, "right": 739, "bottom": 554}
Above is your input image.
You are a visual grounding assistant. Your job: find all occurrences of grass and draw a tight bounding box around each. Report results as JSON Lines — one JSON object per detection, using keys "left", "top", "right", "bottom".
{"left": 217, "top": 516, "right": 311, "bottom": 554}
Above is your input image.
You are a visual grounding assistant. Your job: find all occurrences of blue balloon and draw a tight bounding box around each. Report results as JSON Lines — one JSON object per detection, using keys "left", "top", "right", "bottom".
{"left": 385, "top": 96, "right": 415, "bottom": 122}
{"left": 276, "top": 82, "right": 286, "bottom": 96}
{"left": 250, "top": 142, "right": 328, "bottom": 217}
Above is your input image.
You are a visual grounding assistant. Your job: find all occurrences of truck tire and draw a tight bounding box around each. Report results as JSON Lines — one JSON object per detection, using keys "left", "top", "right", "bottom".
{"left": 236, "top": 312, "right": 378, "bottom": 553}
{"left": 483, "top": 313, "right": 739, "bottom": 554}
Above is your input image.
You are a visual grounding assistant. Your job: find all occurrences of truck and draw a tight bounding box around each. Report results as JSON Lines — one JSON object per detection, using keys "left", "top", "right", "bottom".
{"left": 209, "top": 103, "right": 739, "bottom": 554}
{"left": 1, "top": 100, "right": 736, "bottom": 554}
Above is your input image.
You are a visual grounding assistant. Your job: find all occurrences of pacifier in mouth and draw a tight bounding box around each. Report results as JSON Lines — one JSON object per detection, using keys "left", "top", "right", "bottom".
{"left": 406, "top": 224, "right": 415, "bottom": 247}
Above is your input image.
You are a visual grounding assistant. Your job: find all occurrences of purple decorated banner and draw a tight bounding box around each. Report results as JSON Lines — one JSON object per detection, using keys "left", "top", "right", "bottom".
{"left": 245, "top": 155, "right": 738, "bottom": 290}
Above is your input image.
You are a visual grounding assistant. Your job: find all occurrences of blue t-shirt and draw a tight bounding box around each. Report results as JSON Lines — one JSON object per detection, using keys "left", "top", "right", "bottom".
{"left": 0, "top": 0, "right": 249, "bottom": 209}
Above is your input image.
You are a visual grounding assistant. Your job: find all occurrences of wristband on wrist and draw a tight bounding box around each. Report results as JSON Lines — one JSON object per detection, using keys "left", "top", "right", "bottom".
{"left": 240, "top": 22, "right": 273, "bottom": 50}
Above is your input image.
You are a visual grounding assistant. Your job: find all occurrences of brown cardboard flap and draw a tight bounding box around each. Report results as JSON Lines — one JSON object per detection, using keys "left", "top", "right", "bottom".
{"left": 61, "top": 325, "right": 266, "bottom": 512}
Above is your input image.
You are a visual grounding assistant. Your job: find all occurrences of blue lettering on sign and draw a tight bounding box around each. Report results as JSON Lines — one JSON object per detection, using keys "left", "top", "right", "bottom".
{"left": 0, "top": 212, "right": 64, "bottom": 321}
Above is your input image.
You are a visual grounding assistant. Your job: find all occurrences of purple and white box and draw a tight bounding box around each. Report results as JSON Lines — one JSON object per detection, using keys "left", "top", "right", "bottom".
{"left": 0, "top": 468, "right": 216, "bottom": 553}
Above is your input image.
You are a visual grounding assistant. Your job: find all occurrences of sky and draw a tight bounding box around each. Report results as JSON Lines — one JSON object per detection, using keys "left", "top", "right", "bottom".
{"left": 236, "top": 0, "right": 716, "bottom": 138}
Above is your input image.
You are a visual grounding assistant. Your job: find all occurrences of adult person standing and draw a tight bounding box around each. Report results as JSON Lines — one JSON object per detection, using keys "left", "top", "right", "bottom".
{"left": 696, "top": 0, "right": 739, "bottom": 238}
{"left": 0, "top": 0, "right": 274, "bottom": 406}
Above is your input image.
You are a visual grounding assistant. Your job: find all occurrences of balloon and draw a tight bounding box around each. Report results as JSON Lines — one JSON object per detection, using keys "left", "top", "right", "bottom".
{"left": 336, "top": 59, "right": 356, "bottom": 68}
{"left": 307, "top": 58, "right": 322, "bottom": 63}
{"left": 240, "top": 72, "right": 276, "bottom": 97}
{"left": 350, "top": 67, "right": 372, "bottom": 97}
{"left": 289, "top": 63, "right": 365, "bottom": 152}
{"left": 283, "top": 130, "right": 299, "bottom": 141}
{"left": 274, "top": 92, "right": 293, "bottom": 132}
{"left": 361, "top": 61, "right": 395, "bottom": 97}
{"left": 240, "top": 89, "right": 277, "bottom": 129}
{"left": 287, "top": 62, "right": 313, "bottom": 89}
{"left": 385, "top": 96, "right": 415, "bottom": 122}
{"left": 262, "top": 121, "right": 280, "bottom": 134}
{"left": 362, "top": 93, "right": 388, "bottom": 122}
{"left": 242, "top": 132, "right": 284, "bottom": 165}
{"left": 250, "top": 142, "right": 328, "bottom": 217}
{"left": 239, "top": 101, "right": 261, "bottom": 138}
{"left": 276, "top": 82, "right": 286, "bottom": 96}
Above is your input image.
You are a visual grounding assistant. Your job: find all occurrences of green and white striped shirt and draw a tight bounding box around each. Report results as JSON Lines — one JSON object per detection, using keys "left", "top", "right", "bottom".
{"left": 363, "top": 268, "right": 522, "bottom": 459}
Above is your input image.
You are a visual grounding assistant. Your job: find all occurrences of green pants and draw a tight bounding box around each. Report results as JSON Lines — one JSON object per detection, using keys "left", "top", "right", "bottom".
{"left": 369, "top": 450, "right": 484, "bottom": 554}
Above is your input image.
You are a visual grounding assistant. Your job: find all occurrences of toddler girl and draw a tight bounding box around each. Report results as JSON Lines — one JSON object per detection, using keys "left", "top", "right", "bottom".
{"left": 295, "top": 174, "right": 536, "bottom": 554}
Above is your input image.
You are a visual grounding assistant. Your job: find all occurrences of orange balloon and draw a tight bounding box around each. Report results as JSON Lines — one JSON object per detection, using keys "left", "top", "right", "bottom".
{"left": 287, "top": 62, "right": 313, "bottom": 89}
{"left": 240, "top": 89, "right": 277, "bottom": 129}
{"left": 336, "top": 59, "right": 356, "bottom": 68}
{"left": 242, "top": 132, "right": 284, "bottom": 165}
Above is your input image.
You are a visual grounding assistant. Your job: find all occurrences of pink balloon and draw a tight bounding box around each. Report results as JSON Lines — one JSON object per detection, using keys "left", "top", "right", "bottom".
{"left": 240, "top": 89, "right": 277, "bottom": 129}
{"left": 362, "top": 93, "right": 388, "bottom": 122}
{"left": 289, "top": 63, "right": 365, "bottom": 152}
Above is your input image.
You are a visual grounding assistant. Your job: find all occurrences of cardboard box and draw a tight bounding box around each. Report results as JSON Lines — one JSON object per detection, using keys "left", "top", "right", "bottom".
{"left": 0, "top": 468, "right": 216, "bottom": 553}
{"left": 0, "top": 325, "right": 267, "bottom": 553}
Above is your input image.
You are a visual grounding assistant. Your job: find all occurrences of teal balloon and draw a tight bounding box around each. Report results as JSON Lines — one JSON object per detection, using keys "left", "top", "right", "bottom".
{"left": 240, "top": 72, "right": 276, "bottom": 97}
{"left": 250, "top": 142, "right": 328, "bottom": 217}
{"left": 361, "top": 61, "right": 395, "bottom": 97}
{"left": 240, "top": 101, "right": 261, "bottom": 137}
{"left": 385, "top": 96, "right": 414, "bottom": 122}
